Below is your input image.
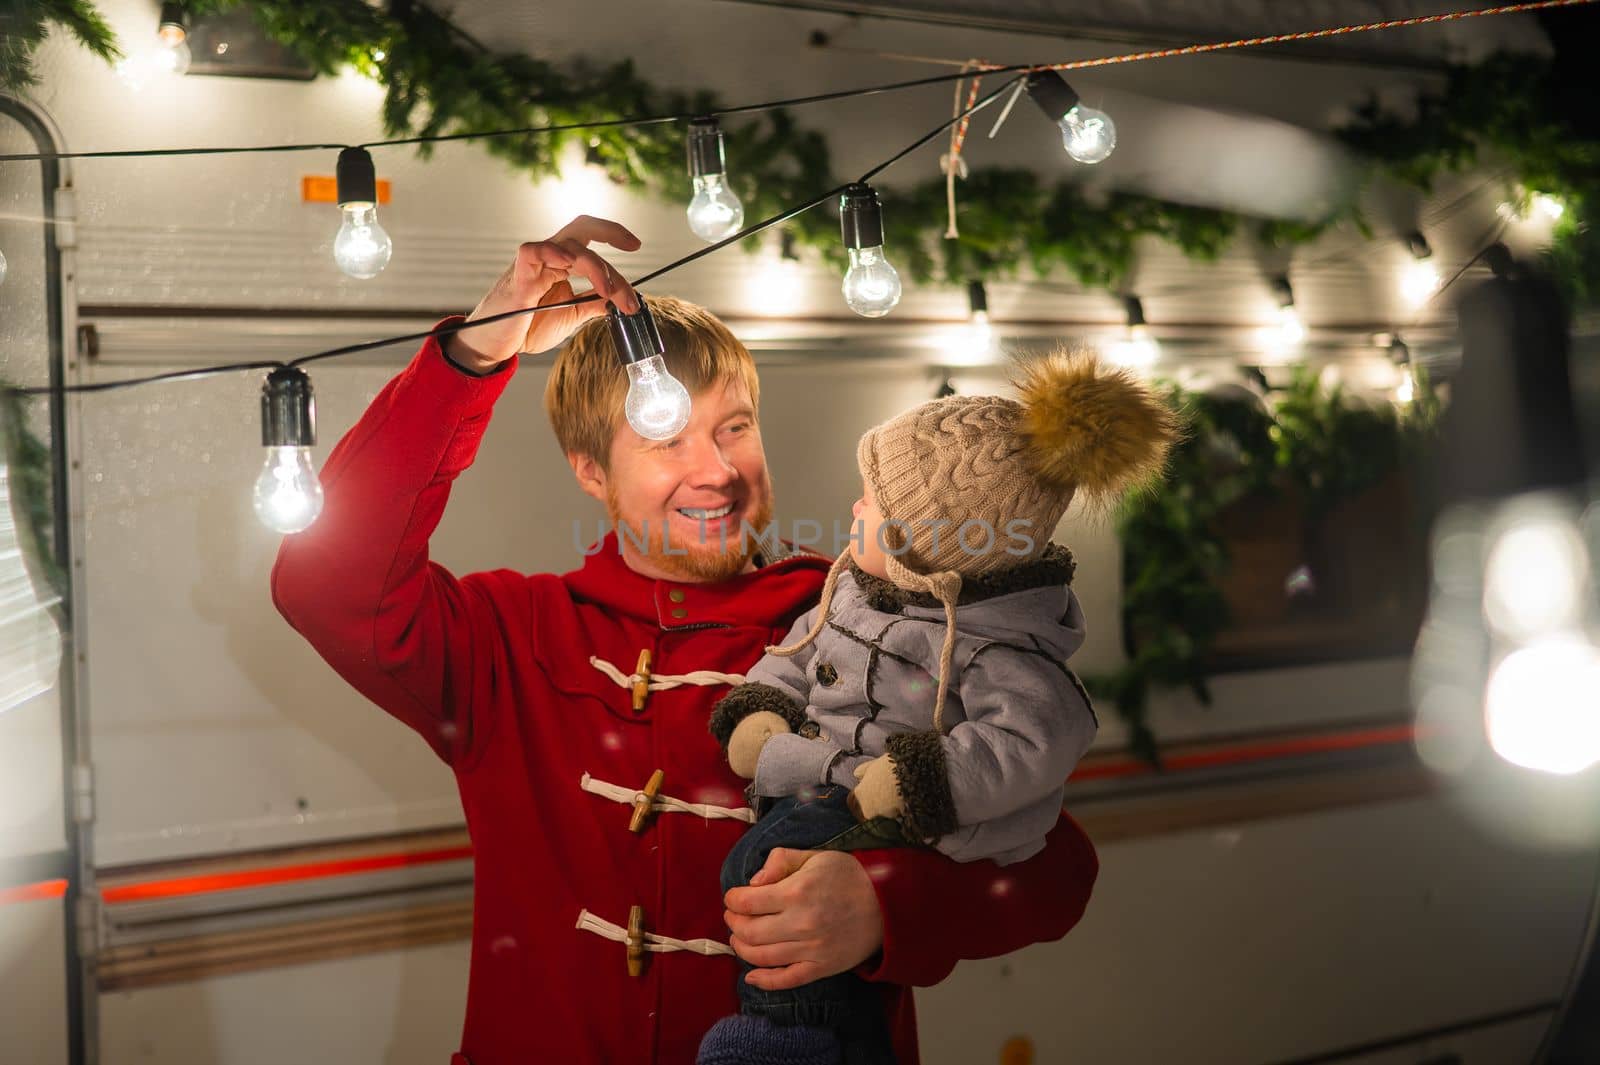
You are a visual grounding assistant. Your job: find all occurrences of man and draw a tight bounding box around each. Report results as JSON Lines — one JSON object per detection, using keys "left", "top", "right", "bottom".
{"left": 271, "top": 216, "right": 1099, "bottom": 1064}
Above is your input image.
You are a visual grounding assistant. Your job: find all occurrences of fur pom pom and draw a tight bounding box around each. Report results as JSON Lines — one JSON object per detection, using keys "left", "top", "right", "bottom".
{"left": 1013, "top": 349, "right": 1183, "bottom": 507}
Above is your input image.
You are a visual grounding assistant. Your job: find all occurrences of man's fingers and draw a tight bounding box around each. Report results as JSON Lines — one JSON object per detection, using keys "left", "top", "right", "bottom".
{"left": 551, "top": 238, "right": 639, "bottom": 313}
{"left": 553, "top": 214, "right": 642, "bottom": 252}
{"left": 515, "top": 240, "right": 576, "bottom": 275}
{"left": 730, "top": 934, "right": 812, "bottom": 969}
{"left": 724, "top": 881, "right": 786, "bottom": 917}
{"left": 725, "top": 909, "right": 810, "bottom": 947}
{"left": 744, "top": 960, "right": 825, "bottom": 992}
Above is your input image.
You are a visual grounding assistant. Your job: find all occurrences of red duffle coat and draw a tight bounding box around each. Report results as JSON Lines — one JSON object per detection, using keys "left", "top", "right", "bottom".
{"left": 270, "top": 325, "right": 1100, "bottom": 1064}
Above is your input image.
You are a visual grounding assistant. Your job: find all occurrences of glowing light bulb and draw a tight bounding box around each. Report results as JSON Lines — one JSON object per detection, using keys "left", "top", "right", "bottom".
{"left": 334, "top": 203, "right": 393, "bottom": 279}
{"left": 1485, "top": 637, "right": 1600, "bottom": 775}
{"left": 624, "top": 356, "right": 692, "bottom": 440}
{"left": 256, "top": 368, "right": 323, "bottom": 534}
{"left": 687, "top": 174, "right": 744, "bottom": 243}
{"left": 610, "top": 302, "right": 692, "bottom": 440}
{"left": 254, "top": 446, "right": 324, "bottom": 534}
{"left": 1400, "top": 258, "right": 1440, "bottom": 308}
{"left": 333, "top": 147, "right": 392, "bottom": 280}
{"left": 842, "top": 246, "right": 902, "bottom": 318}
{"left": 1395, "top": 372, "right": 1415, "bottom": 405}
{"left": 685, "top": 118, "right": 745, "bottom": 243}
{"left": 838, "top": 183, "right": 901, "bottom": 318}
{"left": 1059, "top": 104, "right": 1116, "bottom": 164}
{"left": 1533, "top": 193, "right": 1565, "bottom": 221}
{"left": 154, "top": 38, "right": 191, "bottom": 75}
{"left": 1483, "top": 513, "right": 1590, "bottom": 639}
{"left": 1026, "top": 71, "right": 1117, "bottom": 165}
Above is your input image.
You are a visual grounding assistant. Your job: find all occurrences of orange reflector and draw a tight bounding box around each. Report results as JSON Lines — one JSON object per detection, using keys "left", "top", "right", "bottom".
{"left": 0, "top": 878, "right": 68, "bottom": 906}
{"left": 302, "top": 176, "right": 392, "bottom": 205}
{"left": 102, "top": 845, "right": 472, "bottom": 904}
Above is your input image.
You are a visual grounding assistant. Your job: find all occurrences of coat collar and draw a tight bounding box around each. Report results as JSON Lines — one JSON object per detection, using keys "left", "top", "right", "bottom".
{"left": 846, "top": 544, "right": 1077, "bottom": 613}
{"left": 561, "top": 530, "right": 833, "bottom": 631}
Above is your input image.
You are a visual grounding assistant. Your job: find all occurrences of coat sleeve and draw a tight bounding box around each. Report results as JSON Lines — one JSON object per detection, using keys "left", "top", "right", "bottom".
{"left": 269, "top": 319, "right": 521, "bottom": 765}
{"left": 852, "top": 809, "right": 1099, "bottom": 987}
{"left": 887, "top": 647, "right": 1097, "bottom": 843}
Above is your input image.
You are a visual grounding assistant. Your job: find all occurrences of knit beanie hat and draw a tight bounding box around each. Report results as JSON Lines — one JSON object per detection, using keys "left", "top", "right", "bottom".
{"left": 769, "top": 349, "right": 1182, "bottom": 733}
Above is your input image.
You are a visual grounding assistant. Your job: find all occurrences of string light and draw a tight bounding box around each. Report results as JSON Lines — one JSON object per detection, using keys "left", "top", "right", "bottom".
{"left": 1261, "top": 276, "right": 1306, "bottom": 355}
{"left": 255, "top": 368, "right": 324, "bottom": 534}
{"left": 1108, "top": 295, "right": 1159, "bottom": 368}
{"left": 967, "top": 280, "right": 993, "bottom": 350}
{"left": 1400, "top": 231, "right": 1440, "bottom": 308}
{"left": 685, "top": 117, "right": 745, "bottom": 243}
{"left": 610, "top": 302, "right": 691, "bottom": 440}
{"left": 333, "top": 147, "right": 393, "bottom": 280}
{"left": 838, "top": 183, "right": 902, "bottom": 317}
{"left": 115, "top": 2, "right": 191, "bottom": 89}
{"left": 157, "top": 3, "right": 191, "bottom": 71}
{"left": 1024, "top": 71, "right": 1116, "bottom": 164}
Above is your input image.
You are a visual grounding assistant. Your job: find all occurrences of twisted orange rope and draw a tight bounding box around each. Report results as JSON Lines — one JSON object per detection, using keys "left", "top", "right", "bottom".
{"left": 943, "top": 63, "right": 985, "bottom": 238}
{"left": 966, "top": 0, "right": 1594, "bottom": 75}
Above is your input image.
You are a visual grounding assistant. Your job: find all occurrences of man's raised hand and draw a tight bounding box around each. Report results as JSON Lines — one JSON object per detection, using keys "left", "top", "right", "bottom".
{"left": 446, "top": 216, "right": 642, "bottom": 373}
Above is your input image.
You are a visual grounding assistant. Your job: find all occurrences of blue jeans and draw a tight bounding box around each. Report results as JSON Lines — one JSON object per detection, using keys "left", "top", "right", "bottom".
{"left": 722, "top": 786, "right": 913, "bottom": 1065}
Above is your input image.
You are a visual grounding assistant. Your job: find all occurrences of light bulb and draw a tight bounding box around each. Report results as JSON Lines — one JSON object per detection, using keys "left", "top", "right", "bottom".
{"left": 1484, "top": 637, "right": 1600, "bottom": 776}
{"left": 254, "top": 446, "right": 324, "bottom": 534}
{"left": 1059, "top": 104, "right": 1116, "bottom": 164}
{"left": 842, "top": 246, "right": 901, "bottom": 318}
{"left": 687, "top": 174, "right": 745, "bottom": 243}
{"left": 1483, "top": 513, "right": 1590, "bottom": 639}
{"left": 334, "top": 203, "right": 393, "bottom": 279}
{"left": 624, "top": 356, "right": 692, "bottom": 440}
{"left": 1400, "top": 258, "right": 1440, "bottom": 308}
{"left": 610, "top": 301, "right": 692, "bottom": 440}
{"left": 154, "top": 39, "right": 191, "bottom": 75}
{"left": 1111, "top": 324, "right": 1159, "bottom": 368}
{"left": 1533, "top": 193, "right": 1565, "bottom": 221}
{"left": 257, "top": 367, "right": 323, "bottom": 533}
{"left": 334, "top": 147, "right": 393, "bottom": 280}
{"left": 1395, "top": 373, "right": 1415, "bottom": 405}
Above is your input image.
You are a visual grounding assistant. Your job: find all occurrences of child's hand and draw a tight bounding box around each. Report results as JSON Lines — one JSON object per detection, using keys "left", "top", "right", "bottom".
{"left": 848, "top": 755, "right": 905, "bottom": 821}
{"left": 727, "top": 711, "right": 791, "bottom": 778}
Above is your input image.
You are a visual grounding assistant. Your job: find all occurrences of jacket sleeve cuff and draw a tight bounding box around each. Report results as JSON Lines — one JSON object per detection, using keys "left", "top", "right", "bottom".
{"left": 886, "top": 730, "right": 958, "bottom": 841}
{"left": 417, "top": 316, "right": 518, "bottom": 417}
{"left": 708, "top": 681, "right": 808, "bottom": 748}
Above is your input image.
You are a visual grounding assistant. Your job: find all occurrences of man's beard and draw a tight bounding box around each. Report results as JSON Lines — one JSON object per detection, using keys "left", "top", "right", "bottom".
{"left": 606, "top": 485, "right": 775, "bottom": 582}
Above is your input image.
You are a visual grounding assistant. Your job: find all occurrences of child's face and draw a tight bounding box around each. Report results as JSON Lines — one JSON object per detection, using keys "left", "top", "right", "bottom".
{"left": 850, "top": 478, "right": 892, "bottom": 579}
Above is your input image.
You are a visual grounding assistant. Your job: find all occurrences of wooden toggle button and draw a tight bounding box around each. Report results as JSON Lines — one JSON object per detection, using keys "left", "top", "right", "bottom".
{"left": 631, "top": 649, "right": 653, "bottom": 712}
{"left": 629, "top": 769, "right": 665, "bottom": 834}
{"left": 626, "top": 905, "right": 647, "bottom": 978}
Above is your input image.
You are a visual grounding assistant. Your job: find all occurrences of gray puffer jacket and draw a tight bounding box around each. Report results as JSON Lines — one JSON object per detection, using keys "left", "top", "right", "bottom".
{"left": 709, "top": 545, "right": 1097, "bottom": 866}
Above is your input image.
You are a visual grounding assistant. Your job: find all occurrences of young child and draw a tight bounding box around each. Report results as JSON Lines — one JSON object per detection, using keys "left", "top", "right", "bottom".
{"left": 696, "top": 350, "right": 1181, "bottom": 1065}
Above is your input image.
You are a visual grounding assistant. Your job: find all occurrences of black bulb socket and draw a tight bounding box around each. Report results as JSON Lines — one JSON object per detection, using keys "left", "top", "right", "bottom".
{"left": 1025, "top": 70, "right": 1081, "bottom": 123}
{"left": 1405, "top": 231, "right": 1432, "bottom": 260}
{"left": 1124, "top": 295, "right": 1146, "bottom": 328}
{"left": 840, "top": 183, "right": 885, "bottom": 251}
{"left": 262, "top": 367, "right": 316, "bottom": 448}
{"left": 687, "top": 117, "right": 726, "bottom": 180}
{"left": 336, "top": 147, "right": 378, "bottom": 208}
{"left": 1271, "top": 276, "right": 1295, "bottom": 308}
{"left": 158, "top": 3, "right": 189, "bottom": 43}
{"left": 609, "top": 301, "right": 665, "bottom": 367}
{"left": 968, "top": 281, "right": 989, "bottom": 317}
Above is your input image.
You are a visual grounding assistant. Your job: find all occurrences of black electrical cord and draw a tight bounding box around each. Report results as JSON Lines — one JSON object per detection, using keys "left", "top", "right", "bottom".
{"left": 2, "top": 0, "right": 1587, "bottom": 164}
{"left": 7, "top": 74, "right": 1020, "bottom": 397}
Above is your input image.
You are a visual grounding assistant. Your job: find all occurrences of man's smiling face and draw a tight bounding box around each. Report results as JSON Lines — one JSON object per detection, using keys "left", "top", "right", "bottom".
{"left": 579, "top": 375, "right": 775, "bottom": 582}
